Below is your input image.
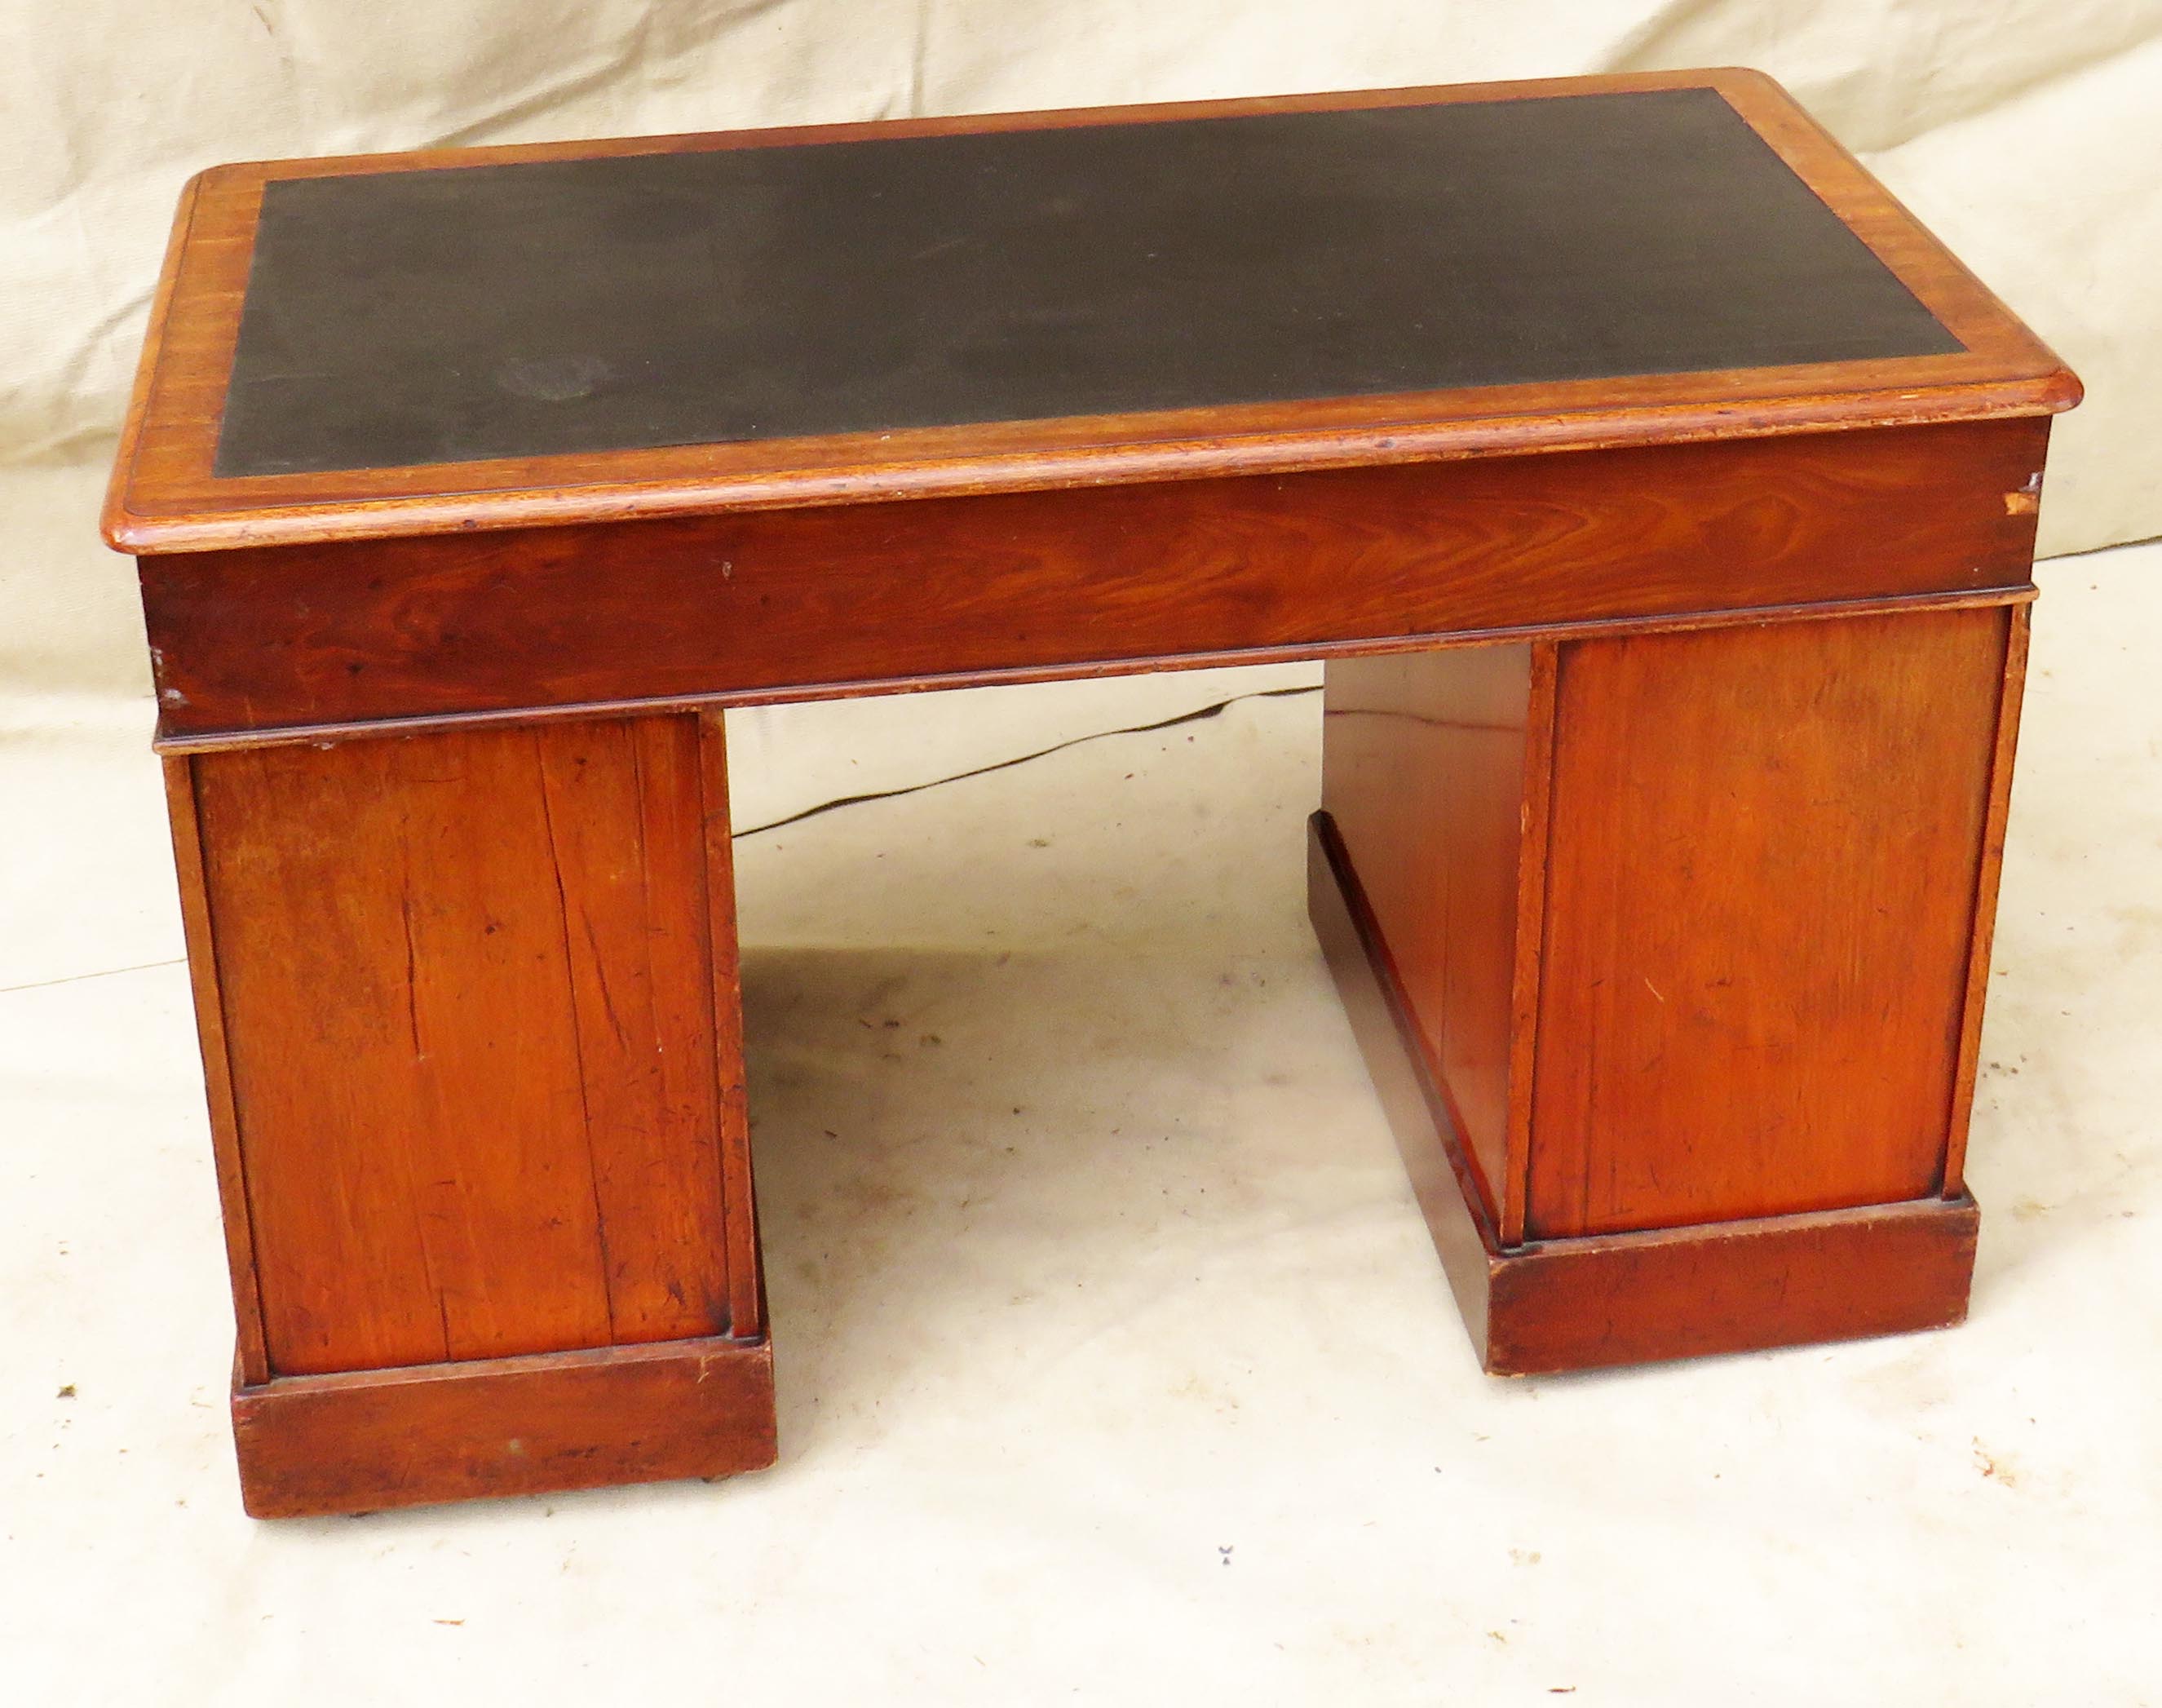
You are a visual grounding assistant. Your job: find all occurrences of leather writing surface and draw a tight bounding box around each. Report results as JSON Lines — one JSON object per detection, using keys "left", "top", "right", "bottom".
{"left": 214, "top": 89, "right": 1961, "bottom": 478}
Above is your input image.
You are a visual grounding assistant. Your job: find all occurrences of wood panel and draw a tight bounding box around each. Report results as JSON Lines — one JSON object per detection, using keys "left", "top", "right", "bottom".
{"left": 1320, "top": 645, "right": 1539, "bottom": 1223}
{"left": 1309, "top": 812, "right": 1980, "bottom": 1377}
{"left": 140, "top": 418, "right": 2050, "bottom": 744}
{"left": 1526, "top": 605, "right": 2012, "bottom": 1238}
{"left": 1307, "top": 812, "right": 1503, "bottom": 1354}
{"left": 698, "top": 710, "right": 764, "bottom": 1338}
{"left": 100, "top": 71, "right": 2076, "bottom": 555}
{"left": 231, "top": 1334, "right": 775, "bottom": 1517}
{"left": 161, "top": 758, "right": 270, "bottom": 1385}
{"left": 190, "top": 713, "right": 736, "bottom": 1376}
{"left": 1487, "top": 1197, "right": 1980, "bottom": 1375}
{"left": 1943, "top": 601, "right": 2032, "bottom": 1196}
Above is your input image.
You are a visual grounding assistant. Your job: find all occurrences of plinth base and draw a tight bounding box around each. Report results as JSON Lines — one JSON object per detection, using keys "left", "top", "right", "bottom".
{"left": 231, "top": 1334, "right": 776, "bottom": 1517}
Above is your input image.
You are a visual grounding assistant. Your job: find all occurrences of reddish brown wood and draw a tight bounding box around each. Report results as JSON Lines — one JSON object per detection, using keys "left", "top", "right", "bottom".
{"left": 100, "top": 70, "right": 2076, "bottom": 556}
{"left": 1310, "top": 812, "right": 1979, "bottom": 1374}
{"left": 531, "top": 715, "right": 737, "bottom": 1342}
{"left": 1501, "top": 644, "right": 1561, "bottom": 1247}
{"left": 161, "top": 757, "right": 270, "bottom": 1386}
{"left": 105, "top": 74, "right": 2084, "bottom": 1513}
{"left": 1307, "top": 815, "right": 1503, "bottom": 1351}
{"left": 698, "top": 710, "right": 763, "bottom": 1338}
{"left": 1314, "top": 604, "right": 2022, "bottom": 1264}
{"left": 230, "top": 1334, "right": 776, "bottom": 1517}
{"left": 1527, "top": 606, "right": 2010, "bottom": 1237}
{"left": 140, "top": 419, "right": 2050, "bottom": 746}
{"left": 1321, "top": 645, "right": 1538, "bottom": 1223}
{"left": 188, "top": 714, "right": 741, "bottom": 1376}
{"left": 1942, "top": 600, "right": 2032, "bottom": 1197}
{"left": 1488, "top": 1198, "right": 1979, "bottom": 1374}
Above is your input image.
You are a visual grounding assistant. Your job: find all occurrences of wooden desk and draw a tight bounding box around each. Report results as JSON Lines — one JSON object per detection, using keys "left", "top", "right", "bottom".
{"left": 104, "top": 70, "right": 2079, "bottom": 1517}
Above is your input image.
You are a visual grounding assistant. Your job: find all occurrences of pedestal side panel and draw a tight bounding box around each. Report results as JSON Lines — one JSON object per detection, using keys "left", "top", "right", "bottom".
{"left": 188, "top": 713, "right": 738, "bottom": 1375}
{"left": 1527, "top": 606, "right": 2011, "bottom": 1237}
{"left": 1321, "top": 646, "right": 1537, "bottom": 1220}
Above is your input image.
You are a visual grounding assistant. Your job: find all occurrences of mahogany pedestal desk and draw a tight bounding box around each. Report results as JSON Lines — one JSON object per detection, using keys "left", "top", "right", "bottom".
{"left": 104, "top": 70, "right": 2080, "bottom": 1517}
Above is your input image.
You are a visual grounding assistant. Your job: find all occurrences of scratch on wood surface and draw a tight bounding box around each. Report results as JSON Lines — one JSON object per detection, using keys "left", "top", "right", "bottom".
{"left": 399, "top": 885, "right": 423, "bottom": 1059}
{"left": 535, "top": 730, "right": 618, "bottom": 1339}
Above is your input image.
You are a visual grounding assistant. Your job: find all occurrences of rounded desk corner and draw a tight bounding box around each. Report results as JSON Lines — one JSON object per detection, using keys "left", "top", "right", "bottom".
{"left": 1701, "top": 65, "right": 1797, "bottom": 107}
{"left": 98, "top": 493, "right": 150, "bottom": 556}
{"left": 2040, "top": 364, "right": 2085, "bottom": 414}
{"left": 176, "top": 162, "right": 223, "bottom": 205}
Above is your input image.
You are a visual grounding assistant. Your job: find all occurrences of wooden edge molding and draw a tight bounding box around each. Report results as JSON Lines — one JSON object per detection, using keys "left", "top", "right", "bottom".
{"left": 102, "top": 67, "right": 2080, "bottom": 556}
{"left": 1499, "top": 641, "right": 1560, "bottom": 1248}
{"left": 104, "top": 376, "right": 2078, "bottom": 556}
{"left": 1942, "top": 600, "right": 2032, "bottom": 1197}
{"left": 148, "top": 583, "right": 2038, "bottom": 757}
{"left": 160, "top": 754, "right": 272, "bottom": 1386}
{"left": 106, "top": 172, "right": 205, "bottom": 547}
{"left": 696, "top": 710, "right": 766, "bottom": 1339}
{"left": 1307, "top": 812, "right": 1980, "bottom": 1376}
{"left": 230, "top": 1334, "right": 777, "bottom": 1518}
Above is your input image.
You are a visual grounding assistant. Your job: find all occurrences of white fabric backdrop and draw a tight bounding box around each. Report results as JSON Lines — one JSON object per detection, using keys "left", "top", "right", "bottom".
{"left": 5, "top": 0, "right": 2160, "bottom": 560}
{"left": 6, "top": 19, "right": 2162, "bottom": 1696}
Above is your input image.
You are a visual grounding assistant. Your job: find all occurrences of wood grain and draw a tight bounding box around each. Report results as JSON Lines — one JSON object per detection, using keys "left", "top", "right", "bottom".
{"left": 101, "top": 69, "right": 2076, "bottom": 555}
{"left": 1526, "top": 606, "right": 2011, "bottom": 1237}
{"left": 140, "top": 418, "right": 2051, "bottom": 746}
{"left": 1487, "top": 1197, "right": 1980, "bottom": 1375}
{"left": 699, "top": 710, "right": 763, "bottom": 1338}
{"left": 105, "top": 70, "right": 2084, "bottom": 1500}
{"left": 231, "top": 1334, "right": 775, "bottom": 1517}
{"left": 1307, "top": 812, "right": 1501, "bottom": 1352}
{"left": 161, "top": 757, "right": 270, "bottom": 1385}
{"left": 1320, "top": 645, "right": 1537, "bottom": 1223}
{"left": 1310, "top": 811, "right": 1980, "bottom": 1375}
{"left": 1943, "top": 601, "right": 2032, "bottom": 1197}
{"left": 190, "top": 714, "right": 738, "bottom": 1376}
{"left": 530, "top": 715, "right": 736, "bottom": 1343}
{"left": 1501, "top": 644, "right": 1561, "bottom": 1247}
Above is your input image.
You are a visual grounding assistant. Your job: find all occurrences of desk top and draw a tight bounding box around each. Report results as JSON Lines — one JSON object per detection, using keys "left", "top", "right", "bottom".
{"left": 105, "top": 69, "right": 2076, "bottom": 555}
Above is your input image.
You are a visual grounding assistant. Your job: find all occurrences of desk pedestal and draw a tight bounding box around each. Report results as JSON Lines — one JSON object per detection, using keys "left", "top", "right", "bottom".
{"left": 164, "top": 710, "right": 772, "bottom": 1516}
{"left": 1313, "top": 604, "right": 2020, "bottom": 1369}
{"left": 162, "top": 601, "right": 2023, "bottom": 1513}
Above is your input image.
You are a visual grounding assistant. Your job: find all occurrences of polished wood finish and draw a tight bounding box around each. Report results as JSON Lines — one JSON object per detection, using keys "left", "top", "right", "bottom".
{"left": 1943, "top": 603, "right": 2033, "bottom": 1196}
{"left": 183, "top": 712, "right": 746, "bottom": 1376}
{"left": 160, "top": 758, "right": 270, "bottom": 1386}
{"left": 1490, "top": 1197, "right": 1979, "bottom": 1374}
{"left": 1309, "top": 812, "right": 1980, "bottom": 1374}
{"left": 1321, "top": 604, "right": 2025, "bottom": 1253}
{"left": 1528, "top": 605, "right": 2013, "bottom": 1236}
{"left": 699, "top": 710, "right": 765, "bottom": 1339}
{"left": 102, "top": 69, "right": 2074, "bottom": 555}
{"left": 1320, "top": 645, "right": 1540, "bottom": 1226}
{"left": 231, "top": 1334, "right": 776, "bottom": 1518}
{"left": 139, "top": 418, "right": 2049, "bottom": 747}
{"left": 108, "top": 73, "right": 2077, "bottom": 1515}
